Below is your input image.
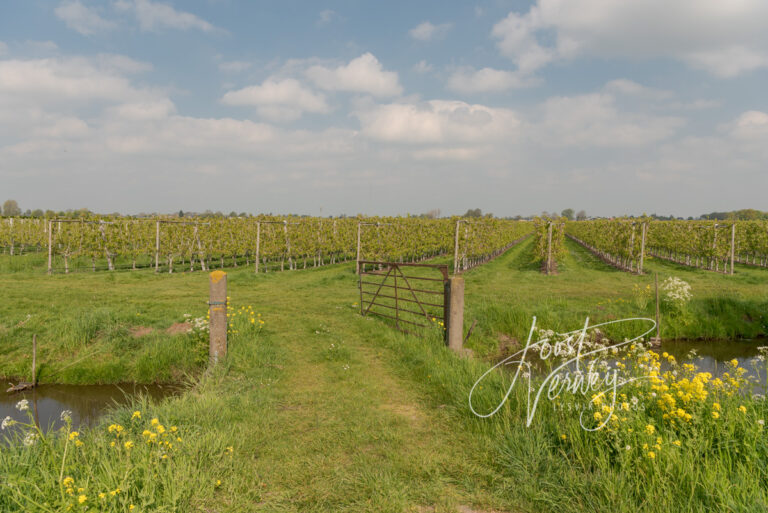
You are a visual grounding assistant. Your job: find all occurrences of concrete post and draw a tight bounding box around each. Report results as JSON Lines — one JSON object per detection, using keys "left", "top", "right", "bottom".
{"left": 730, "top": 223, "right": 736, "bottom": 275}
{"left": 356, "top": 222, "right": 362, "bottom": 275}
{"left": 255, "top": 221, "right": 261, "bottom": 273}
{"left": 47, "top": 221, "right": 53, "bottom": 275}
{"left": 546, "top": 222, "right": 553, "bottom": 275}
{"left": 639, "top": 222, "right": 647, "bottom": 274}
{"left": 155, "top": 220, "right": 160, "bottom": 273}
{"left": 453, "top": 220, "right": 460, "bottom": 274}
{"left": 209, "top": 271, "right": 227, "bottom": 365}
{"left": 446, "top": 276, "right": 464, "bottom": 352}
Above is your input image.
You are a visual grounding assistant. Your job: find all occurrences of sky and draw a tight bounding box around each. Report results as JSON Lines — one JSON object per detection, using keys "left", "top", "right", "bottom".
{"left": 1, "top": 0, "right": 767, "bottom": 218}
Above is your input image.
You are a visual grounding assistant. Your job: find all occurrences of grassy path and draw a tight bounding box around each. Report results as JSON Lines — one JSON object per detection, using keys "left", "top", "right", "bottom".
{"left": 210, "top": 268, "right": 516, "bottom": 512}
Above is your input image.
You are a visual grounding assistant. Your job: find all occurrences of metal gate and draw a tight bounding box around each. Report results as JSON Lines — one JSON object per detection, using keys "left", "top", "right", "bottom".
{"left": 357, "top": 261, "right": 449, "bottom": 335}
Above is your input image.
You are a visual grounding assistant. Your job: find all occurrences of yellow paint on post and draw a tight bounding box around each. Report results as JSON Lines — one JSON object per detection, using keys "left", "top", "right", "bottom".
{"left": 210, "top": 270, "right": 226, "bottom": 284}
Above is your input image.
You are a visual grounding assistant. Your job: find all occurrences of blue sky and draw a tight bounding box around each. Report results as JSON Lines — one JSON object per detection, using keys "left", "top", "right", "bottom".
{"left": 1, "top": 0, "right": 767, "bottom": 217}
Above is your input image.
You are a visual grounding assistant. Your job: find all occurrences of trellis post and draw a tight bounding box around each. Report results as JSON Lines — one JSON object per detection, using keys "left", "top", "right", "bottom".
{"left": 356, "top": 222, "right": 361, "bottom": 274}
{"left": 254, "top": 221, "right": 261, "bottom": 273}
{"left": 453, "top": 220, "right": 460, "bottom": 274}
{"left": 546, "top": 222, "right": 553, "bottom": 275}
{"left": 47, "top": 220, "right": 53, "bottom": 275}
{"left": 155, "top": 220, "right": 160, "bottom": 273}
{"left": 730, "top": 223, "right": 736, "bottom": 275}
{"left": 639, "top": 222, "right": 647, "bottom": 274}
{"left": 446, "top": 276, "right": 465, "bottom": 353}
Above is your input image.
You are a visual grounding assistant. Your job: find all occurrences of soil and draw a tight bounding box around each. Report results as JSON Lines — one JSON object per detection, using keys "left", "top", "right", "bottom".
{"left": 166, "top": 322, "right": 192, "bottom": 335}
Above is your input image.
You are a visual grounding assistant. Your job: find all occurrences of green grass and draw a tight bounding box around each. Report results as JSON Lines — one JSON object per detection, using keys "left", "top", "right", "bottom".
{"left": 1, "top": 240, "right": 768, "bottom": 512}
{"left": 462, "top": 238, "right": 768, "bottom": 357}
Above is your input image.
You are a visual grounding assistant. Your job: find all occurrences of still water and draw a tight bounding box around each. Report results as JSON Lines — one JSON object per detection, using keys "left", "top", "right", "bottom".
{"left": 1, "top": 384, "right": 180, "bottom": 439}
{"left": 507, "top": 338, "right": 767, "bottom": 390}
{"left": 653, "top": 339, "right": 767, "bottom": 390}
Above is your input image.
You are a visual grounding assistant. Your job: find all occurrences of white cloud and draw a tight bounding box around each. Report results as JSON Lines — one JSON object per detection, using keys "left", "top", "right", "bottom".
{"left": 729, "top": 110, "right": 768, "bottom": 140}
{"left": 55, "top": 1, "right": 116, "bottom": 35}
{"left": 0, "top": 41, "right": 7, "bottom": 56}
{"left": 684, "top": 46, "right": 768, "bottom": 78}
{"left": 0, "top": 57, "right": 154, "bottom": 105}
{"left": 447, "top": 67, "right": 533, "bottom": 93}
{"left": 534, "top": 93, "right": 684, "bottom": 147}
{"left": 317, "top": 9, "right": 336, "bottom": 26}
{"left": 603, "top": 79, "right": 672, "bottom": 100}
{"left": 25, "top": 41, "right": 60, "bottom": 53}
{"left": 409, "top": 21, "right": 452, "bottom": 41}
{"left": 218, "top": 60, "right": 251, "bottom": 73}
{"left": 221, "top": 78, "right": 329, "bottom": 122}
{"left": 95, "top": 54, "right": 152, "bottom": 73}
{"left": 306, "top": 53, "right": 402, "bottom": 97}
{"left": 114, "top": 0, "right": 218, "bottom": 32}
{"left": 492, "top": 0, "right": 768, "bottom": 77}
{"left": 413, "top": 60, "right": 432, "bottom": 74}
{"left": 105, "top": 98, "right": 176, "bottom": 121}
{"left": 356, "top": 100, "right": 519, "bottom": 144}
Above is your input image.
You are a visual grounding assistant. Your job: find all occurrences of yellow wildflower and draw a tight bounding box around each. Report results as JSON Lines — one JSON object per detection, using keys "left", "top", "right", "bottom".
{"left": 68, "top": 431, "right": 79, "bottom": 441}
{"left": 78, "top": 495, "right": 87, "bottom": 504}
{"left": 712, "top": 411, "right": 720, "bottom": 419}
{"left": 645, "top": 424, "right": 655, "bottom": 435}
{"left": 738, "top": 405, "right": 747, "bottom": 414}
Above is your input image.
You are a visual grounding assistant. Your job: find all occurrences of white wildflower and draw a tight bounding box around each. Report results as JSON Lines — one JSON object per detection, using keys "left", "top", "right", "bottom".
{"left": 60, "top": 410, "right": 73, "bottom": 422}
{"left": 661, "top": 277, "right": 692, "bottom": 306}
{"left": 2, "top": 416, "right": 14, "bottom": 430}
{"left": 15, "top": 399, "right": 29, "bottom": 412}
{"left": 23, "top": 432, "right": 37, "bottom": 446}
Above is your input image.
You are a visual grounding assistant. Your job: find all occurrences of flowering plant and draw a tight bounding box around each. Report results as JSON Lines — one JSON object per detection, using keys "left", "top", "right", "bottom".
{"left": 661, "top": 277, "right": 692, "bottom": 308}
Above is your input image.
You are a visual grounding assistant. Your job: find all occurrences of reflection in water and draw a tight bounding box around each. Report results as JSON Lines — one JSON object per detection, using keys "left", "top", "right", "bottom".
{"left": 1, "top": 384, "right": 181, "bottom": 440}
{"left": 510, "top": 338, "right": 767, "bottom": 392}
{"left": 653, "top": 339, "right": 767, "bottom": 392}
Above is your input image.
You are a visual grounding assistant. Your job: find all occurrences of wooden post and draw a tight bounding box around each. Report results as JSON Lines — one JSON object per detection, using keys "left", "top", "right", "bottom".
{"left": 209, "top": 271, "right": 227, "bottom": 365}
{"left": 32, "top": 334, "right": 37, "bottom": 385}
{"left": 730, "top": 223, "right": 736, "bottom": 275}
{"left": 655, "top": 272, "right": 660, "bottom": 341}
{"left": 47, "top": 221, "right": 53, "bottom": 275}
{"left": 639, "top": 222, "right": 647, "bottom": 274}
{"left": 546, "top": 222, "right": 553, "bottom": 275}
{"left": 254, "top": 221, "right": 261, "bottom": 273}
{"left": 155, "top": 220, "right": 160, "bottom": 272}
{"left": 283, "top": 220, "right": 292, "bottom": 270}
{"left": 447, "top": 276, "right": 464, "bottom": 353}
{"left": 356, "top": 222, "right": 361, "bottom": 275}
{"left": 453, "top": 220, "right": 460, "bottom": 274}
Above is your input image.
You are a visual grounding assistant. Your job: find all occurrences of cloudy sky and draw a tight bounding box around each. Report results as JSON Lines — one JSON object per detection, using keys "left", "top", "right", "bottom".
{"left": 1, "top": 0, "right": 766, "bottom": 217}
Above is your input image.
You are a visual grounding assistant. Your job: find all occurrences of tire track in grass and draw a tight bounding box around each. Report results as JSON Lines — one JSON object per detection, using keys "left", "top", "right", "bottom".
{"left": 237, "top": 276, "right": 516, "bottom": 513}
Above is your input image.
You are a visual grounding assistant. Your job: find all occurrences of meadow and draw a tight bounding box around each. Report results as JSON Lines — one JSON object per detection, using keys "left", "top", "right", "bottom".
{"left": 1, "top": 237, "right": 767, "bottom": 512}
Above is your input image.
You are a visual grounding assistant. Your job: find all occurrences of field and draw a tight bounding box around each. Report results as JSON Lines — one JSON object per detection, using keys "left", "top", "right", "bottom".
{"left": 1, "top": 236, "right": 768, "bottom": 512}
